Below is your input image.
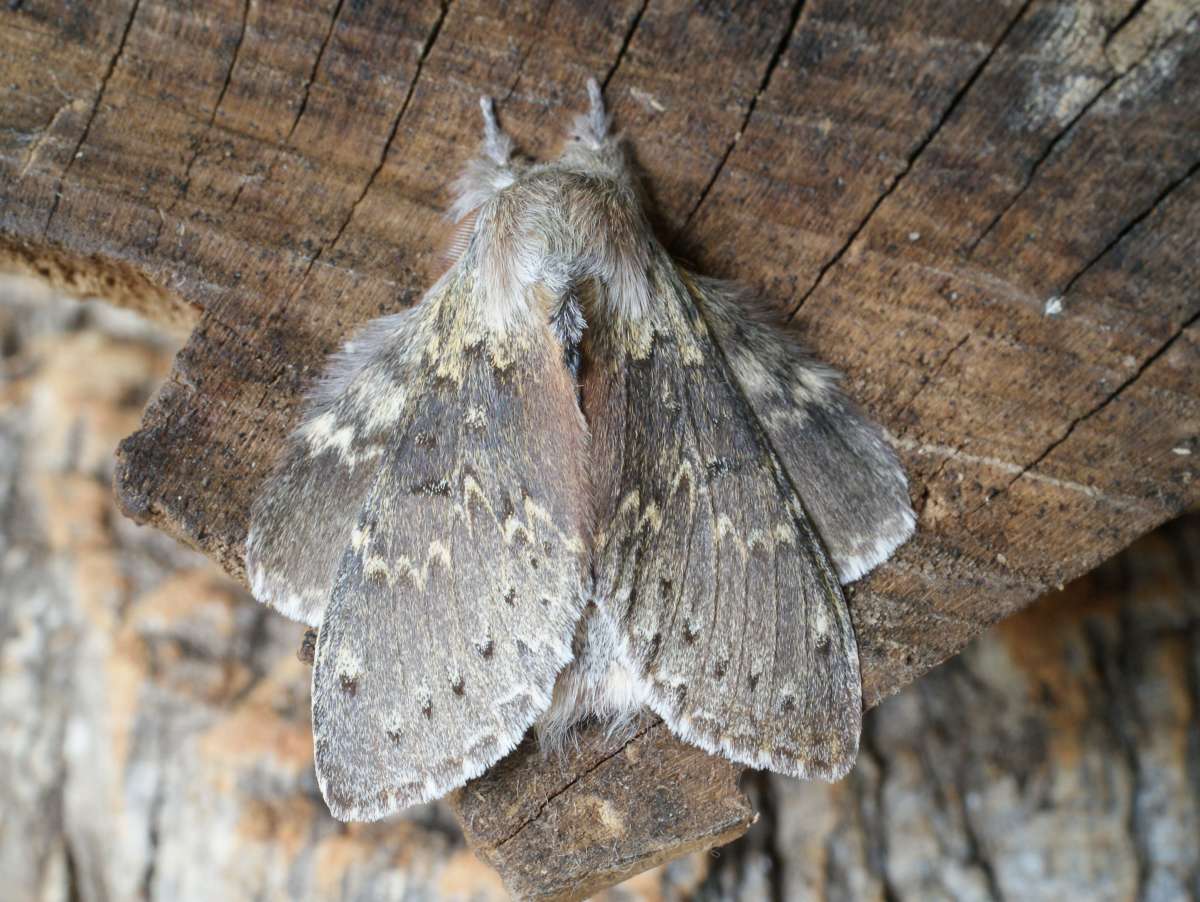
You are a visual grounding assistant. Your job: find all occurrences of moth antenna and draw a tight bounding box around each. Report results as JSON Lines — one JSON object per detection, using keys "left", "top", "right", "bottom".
{"left": 479, "top": 94, "right": 512, "bottom": 165}
{"left": 572, "top": 77, "right": 611, "bottom": 148}
{"left": 586, "top": 78, "right": 605, "bottom": 124}
{"left": 449, "top": 95, "right": 520, "bottom": 223}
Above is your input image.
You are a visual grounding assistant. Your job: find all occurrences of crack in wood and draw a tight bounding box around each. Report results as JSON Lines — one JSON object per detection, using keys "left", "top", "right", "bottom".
{"left": 268, "top": 0, "right": 451, "bottom": 315}
{"left": 211, "top": 0, "right": 251, "bottom": 131}
{"left": 893, "top": 434, "right": 1159, "bottom": 516}
{"left": 150, "top": 0, "right": 251, "bottom": 250}
{"left": 42, "top": 0, "right": 142, "bottom": 238}
{"left": 754, "top": 772, "right": 787, "bottom": 902}
{"left": 18, "top": 99, "right": 76, "bottom": 179}
{"left": 894, "top": 333, "right": 970, "bottom": 426}
{"left": 785, "top": 0, "right": 1036, "bottom": 320}
{"left": 601, "top": 0, "right": 649, "bottom": 90}
{"left": 679, "top": 0, "right": 807, "bottom": 237}
{"left": 498, "top": 0, "right": 558, "bottom": 105}
{"left": 325, "top": 0, "right": 451, "bottom": 257}
{"left": 966, "top": 306, "right": 1200, "bottom": 520}
{"left": 858, "top": 721, "right": 899, "bottom": 902}
{"left": 488, "top": 720, "right": 658, "bottom": 853}
{"left": 1080, "top": 612, "right": 1152, "bottom": 897}
{"left": 286, "top": 0, "right": 347, "bottom": 142}
{"left": 1054, "top": 158, "right": 1200, "bottom": 303}
{"left": 1103, "top": 0, "right": 1152, "bottom": 50}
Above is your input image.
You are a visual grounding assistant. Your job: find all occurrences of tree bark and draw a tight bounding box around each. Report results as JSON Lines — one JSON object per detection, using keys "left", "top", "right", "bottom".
{"left": 2, "top": 1, "right": 1199, "bottom": 897}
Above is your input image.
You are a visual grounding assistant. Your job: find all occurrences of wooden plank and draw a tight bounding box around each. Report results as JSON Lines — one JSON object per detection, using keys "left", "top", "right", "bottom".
{"left": 2, "top": 1, "right": 1199, "bottom": 898}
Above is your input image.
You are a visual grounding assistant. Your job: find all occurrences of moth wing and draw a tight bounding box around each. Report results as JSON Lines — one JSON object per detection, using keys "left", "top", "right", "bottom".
{"left": 312, "top": 273, "right": 590, "bottom": 821}
{"left": 693, "top": 277, "right": 915, "bottom": 583}
{"left": 246, "top": 310, "right": 424, "bottom": 627}
{"left": 586, "top": 262, "right": 860, "bottom": 781}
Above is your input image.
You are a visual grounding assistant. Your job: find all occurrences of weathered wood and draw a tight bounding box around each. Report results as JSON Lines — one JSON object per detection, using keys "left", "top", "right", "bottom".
{"left": 0, "top": 234, "right": 198, "bottom": 332}
{"left": 454, "top": 720, "right": 753, "bottom": 901}
{"left": 2, "top": 1, "right": 1198, "bottom": 897}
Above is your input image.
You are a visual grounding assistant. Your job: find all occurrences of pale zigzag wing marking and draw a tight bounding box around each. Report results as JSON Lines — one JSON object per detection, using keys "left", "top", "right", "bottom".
{"left": 586, "top": 257, "right": 861, "bottom": 781}
{"left": 245, "top": 304, "right": 428, "bottom": 627}
{"left": 312, "top": 270, "right": 589, "bottom": 821}
{"left": 691, "top": 276, "right": 915, "bottom": 584}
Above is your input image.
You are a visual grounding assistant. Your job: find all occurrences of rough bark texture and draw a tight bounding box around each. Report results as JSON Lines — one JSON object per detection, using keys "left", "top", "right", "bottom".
{"left": 2, "top": 290, "right": 1197, "bottom": 901}
{"left": 2, "top": 1, "right": 1199, "bottom": 896}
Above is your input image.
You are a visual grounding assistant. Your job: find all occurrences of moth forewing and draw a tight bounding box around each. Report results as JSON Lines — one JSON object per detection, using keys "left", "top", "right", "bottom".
{"left": 298, "top": 267, "right": 590, "bottom": 821}
{"left": 583, "top": 256, "right": 864, "bottom": 782}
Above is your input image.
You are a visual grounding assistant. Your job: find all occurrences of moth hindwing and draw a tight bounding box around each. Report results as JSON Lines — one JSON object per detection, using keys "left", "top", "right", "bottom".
{"left": 245, "top": 308, "right": 427, "bottom": 627}
{"left": 690, "top": 275, "right": 914, "bottom": 584}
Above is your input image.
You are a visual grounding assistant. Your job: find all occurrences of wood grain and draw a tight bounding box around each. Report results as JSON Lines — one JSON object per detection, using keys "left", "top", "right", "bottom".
{"left": 2, "top": 1, "right": 1198, "bottom": 898}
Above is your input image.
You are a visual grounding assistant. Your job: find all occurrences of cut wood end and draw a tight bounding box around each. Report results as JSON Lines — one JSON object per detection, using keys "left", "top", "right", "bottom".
{"left": 452, "top": 720, "right": 754, "bottom": 901}
{"left": 0, "top": 234, "right": 199, "bottom": 334}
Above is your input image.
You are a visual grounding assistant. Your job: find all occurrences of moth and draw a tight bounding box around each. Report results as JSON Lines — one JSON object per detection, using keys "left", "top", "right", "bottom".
{"left": 245, "top": 81, "right": 915, "bottom": 822}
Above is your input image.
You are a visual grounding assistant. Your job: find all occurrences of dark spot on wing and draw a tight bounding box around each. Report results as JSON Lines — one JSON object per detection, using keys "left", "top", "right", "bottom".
{"left": 421, "top": 698, "right": 433, "bottom": 719}
{"left": 451, "top": 676, "right": 466, "bottom": 696}
{"left": 748, "top": 672, "right": 760, "bottom": 691}
{"left": 412, "top": 477, "right": 452, "bottom": 497}
{"left": 477, "top": 638, "right": 495, "bottom": 659}
{"left": 503, "top": 588, "right": 517, "bottom": 606}
{"left": 647, "top": 632, "right": 662, "bottom": 662}
{"left": 414, "top": 432, "right": 437, "bottom": 448}
{"left": 340, "top": 675, "right": 358, "bottom": 697}
{"left": 781, "top": 695, "right": 797, "bottom": 714}
{"left": 658, "top": 577, "right": 673, "bottom": 599}
{"left": 682, "top": 623, "right": 698, "bottom": 645}
{"left": 675, "top": 468, "right": 691, "bottom": 495}
{"left": 714, "top": 658, "right": 728, "bottom": 680}
{"left": 705, "top": 457, "right": 735, "bottom": 481}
